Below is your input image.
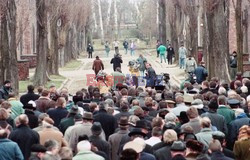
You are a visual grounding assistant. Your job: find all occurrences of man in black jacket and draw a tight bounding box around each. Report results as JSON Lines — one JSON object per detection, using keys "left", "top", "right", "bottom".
{"left": 110, "top": 53, "right": 123, "bottom": 71}
{"left": 9, "top": 114, "right": 40, "bottom": 159}
{"left": 87, "top": 43, "right": 94, "bottom": 58}
{"left": 20, "top": 85, "right": 40, "bottom": 106}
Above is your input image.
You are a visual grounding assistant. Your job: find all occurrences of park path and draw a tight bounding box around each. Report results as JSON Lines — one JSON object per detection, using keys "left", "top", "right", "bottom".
{"left": 59, "top": 49, "right": 185, "bottom": 94}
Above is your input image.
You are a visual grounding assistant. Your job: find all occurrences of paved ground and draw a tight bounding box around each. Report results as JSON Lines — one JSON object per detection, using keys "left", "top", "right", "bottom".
{"left": 59, "top": 49, "right": 186, "bottom": 94}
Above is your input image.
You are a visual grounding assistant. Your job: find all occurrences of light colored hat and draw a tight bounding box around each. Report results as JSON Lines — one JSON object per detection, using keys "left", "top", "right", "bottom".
{"left": 191, "top": 99, "right": 204, "bottom": 109}
{"left": 28, "top": 100, "right": 36, "bottom": 108}
{"left": 184, "top": 94, "right": 194, "bottom": 104}
{"left": 123, "top": 138, "right": 145, "bottom": 153}
{"left": 241, "top": 86, "right": 248, "bottom": 93}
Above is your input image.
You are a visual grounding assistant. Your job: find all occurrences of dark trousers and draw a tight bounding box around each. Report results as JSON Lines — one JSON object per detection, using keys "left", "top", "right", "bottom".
{"left": 167, "top": 54, "right": 173, "bottom": 65}
{"left": 157, "top": 50, "right": 160, "bottom": 57}
{"left": 88, "top": 52, "right": 92, "bottom": 58}
{"left": 132, "top": 76, "right": 138, "bottom": 88}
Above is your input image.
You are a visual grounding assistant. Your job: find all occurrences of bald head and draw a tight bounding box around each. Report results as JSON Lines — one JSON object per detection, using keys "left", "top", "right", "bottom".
{"left": 16, "top": 114, "right": 29, "bottom": 126}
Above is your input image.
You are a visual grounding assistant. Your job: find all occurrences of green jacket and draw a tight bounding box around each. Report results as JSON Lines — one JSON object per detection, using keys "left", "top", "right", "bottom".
{"left": 9, "top": 98, "right": 24, "bottom": 120}
{"left": 73, "top": 151, "right": 104, "bottom": 160}
{"left": 217, "top": 105, "right": 235, "bottom": 125}
{"left": 157, "top": 45, "right": 167, "bottom": 55}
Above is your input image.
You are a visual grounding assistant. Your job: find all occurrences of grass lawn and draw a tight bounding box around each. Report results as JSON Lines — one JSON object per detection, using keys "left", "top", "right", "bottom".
{"left": 61, "top": 60, "right": 82, "bottom": 71}
{"left": 19, "top": 75, "right": 66, "bottom": 93}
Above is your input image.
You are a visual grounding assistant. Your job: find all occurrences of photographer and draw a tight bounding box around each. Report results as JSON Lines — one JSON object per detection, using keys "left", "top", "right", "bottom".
{"left": 110, "top": 53, "right": 123, "bottom": 71}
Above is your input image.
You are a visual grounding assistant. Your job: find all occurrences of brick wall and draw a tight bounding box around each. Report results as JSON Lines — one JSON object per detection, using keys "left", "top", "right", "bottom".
{"left": 17, "top": 60, "right": 29, "bottom": 80}
{"left": 20, "top": 55, "right": 37, "bottom": 68}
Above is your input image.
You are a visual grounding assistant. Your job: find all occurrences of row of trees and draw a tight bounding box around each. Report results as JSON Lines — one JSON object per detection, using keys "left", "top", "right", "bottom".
{"left": 0, "top": 0, "right": 93, "bottom": 92}
{"left": 158, "top": 0, "right": 249, "bottom": 82}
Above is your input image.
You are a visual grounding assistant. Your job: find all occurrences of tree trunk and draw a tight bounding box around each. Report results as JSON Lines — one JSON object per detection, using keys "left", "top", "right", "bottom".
{"left": 0, "top": 0, "right": 18, "bottom": 93}
{"left": 114, "top": 0, "right": 118, "bottom": 38}
{"left": 48, "top": 19, "right": 59, "bottom": 75}
{"left": 203, "top": 0, "right": 230, "bottom": 81}
{"left": 159, "top": 0, "right": 167, "bottom": 45}
{"left": 97, "top": 0, "right": 104, "bottom": 43}
{"left": 33, "top": 0, "right": 49, "bottom": 87}
{"left": 235, "top": 0, "right": 243, "bottom": 73}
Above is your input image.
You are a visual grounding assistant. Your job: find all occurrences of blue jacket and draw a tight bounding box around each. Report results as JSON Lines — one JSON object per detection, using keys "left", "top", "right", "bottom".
{"left": 0, "top": 139, "right": 24, "bottom": 160}
{"left": 194, "top": 65, "right": 208, "bottom": 84}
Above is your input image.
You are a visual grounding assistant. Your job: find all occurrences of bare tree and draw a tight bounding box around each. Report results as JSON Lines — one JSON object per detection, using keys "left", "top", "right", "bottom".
{"left": 33, "top": 0, "right": 49, "bottom": 86}
{"left": 97, "top": 0, "right": 104, "bottom": 43}
{"left": 159, "top": 0, "right": 167, "bottom": 45}
{"left": 0, "top": 0, "right": 18, "bottom": 93}
{"left": 203, "top": 0, "right": 230, "bottom": 81}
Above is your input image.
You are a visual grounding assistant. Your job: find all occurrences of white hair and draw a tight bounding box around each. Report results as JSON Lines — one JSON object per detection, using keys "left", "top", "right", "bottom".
{"left": 77, "top": 140, "right": 91, "bottom": 152}
{"left": 218, "top": 87, "right": 226, "bottom": 95}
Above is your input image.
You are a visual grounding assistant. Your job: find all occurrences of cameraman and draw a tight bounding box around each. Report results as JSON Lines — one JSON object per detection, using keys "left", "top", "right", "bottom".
{"left": 110, "top": 53, "right": 123, "bottom": 71}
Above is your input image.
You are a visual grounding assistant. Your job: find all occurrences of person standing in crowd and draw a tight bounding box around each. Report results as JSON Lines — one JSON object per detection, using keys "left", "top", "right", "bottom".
{"left": 92, "top": 56, "right": 104, "bottom": 76}
{"left": 157, "top": 43, "right": 167, "bottom": 63}
{"left": 130, "top": 40, "right": 136, "bottom": 56}
{"left": 156, "top": 40, "right": 161, "bottom": 57}
{"left": 0, "top": 129, "right": 24, "bottom": 160}
{"left": 194, "top": 61, "right": 208, "bottom": 84}
{"left": 110, "top": 53, "right": 123, "bottom": 71}
{"left": 123, "top": 40, "right": 129, "bottom": 54}
{"left": 128, "top": 61, "right": 139, "bottom": 88}
{"left": 87, "top": 43, "right": 94, "bottom": 59}
{"left": 185, "top": 54, "right": 197, "bottom": 74}
{"left": 20, "top": 85, "right": 40, "bottom": 106}
{"left": 167, "top": 44, "right": 175, "bottom": 65}
{"left": 178, "top": 44, "right": 187, "bottom": 69}
{"left": 9, "top": 114, "right": 40, "bottom": 159}
{"left": 230, "top": 51, "right": 237, "bottom": 80}
{"left": 113, "top": 40, "right": 119, "bottom": 54}
{"left": 104, "top": 41, "right": 110, "bottom": 57}
{"left": 0, "top": 80, "right": 12, "bottom": 101}
{"left": 137, "top": 54, "right": 147, "bottom": 77}
{"left": 145, "top": 63, "right": 156, "bottom": 88}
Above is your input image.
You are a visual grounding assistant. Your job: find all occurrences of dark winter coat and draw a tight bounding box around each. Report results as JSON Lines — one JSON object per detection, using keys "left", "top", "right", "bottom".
{"left": 87, "top": 45, "right": 94, "bottom": 53}
{"left": 146, "top": 67, "right": 156, "bottom": 87}
{"left": 58, "top": 116, "right": 75, "bottom": 134}
{"left": 20, "top": 92, "right": 40, "bottom": 106}
{"left": 9, "top": 124, "right": 40, "bottom": 160}
{"left": 228, "top": 116, "right": 250, "bottom": 149}
{"left": 153, "top": 144, "right": 172, "bottom": 160}
{"left": 24, "top": 110, "right": 38, "bottom": 129}
{"left": 0, "top": 86, "right": 11, "bottom": 100}
{"left": 47, "top": 107, "right": 69, "bottom": 127}
{"left": 210, "top": 151, "right": 233, "bottom": 160}
{"left": 110, "top": 56, "right": 123, "bottom": 71}
{"left": 89, "top": 135, "right": 110, "bottom": 160}
{"left": 94, "top": 110, "right": 117, "bottom": 140}
{"left": 194, "top": 65, "right": 208, "bottom": 84}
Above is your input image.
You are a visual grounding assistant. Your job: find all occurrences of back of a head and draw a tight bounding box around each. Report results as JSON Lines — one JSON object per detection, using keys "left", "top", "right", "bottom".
{"left": 44, "top": 139, "right": 59, "bottom": 151}
{"left": 175, "top": 95, "right": 184, "bottom": 104}
{"left": 17, "top": 114, "right": 29, "bottom": 126}
{"left": 99, "top": 101, "right": 108, "bottom": 111}
{"left": 186, "top": 107, "right": 198, "bottom": 119}
{"left": 57, "top": 97, "right": 66, "bottom": 107}
{"left": 77, "top": 140, "right": 91, "bottom": 152}
{"left": 163, "top": 129, "right": 177, "bottom": 144}
{"left": 27, "top": 85, "right": 35, "bottom": 92}
{"left": 120, "top": 148, "right": 139, "bottom": 160}
{"left": 217, "top": 95, "right": 227, "bottom": 105}
{"left": 41, "top": 89, "right": 50, "bottom": 97}
{"left": 200, "top": 117, "right": 211, "bottom": 128}
{"left": 209, "top": 139, "right": 222, "bottom": 152}
{"left": 59, "top": 147, "right": 73, "bottom": 160}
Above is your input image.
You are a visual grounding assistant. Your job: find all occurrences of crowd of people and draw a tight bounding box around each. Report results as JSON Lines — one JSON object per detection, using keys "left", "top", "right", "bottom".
{"left": 0, "top": 64, "right": 250, "bottom": 160}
